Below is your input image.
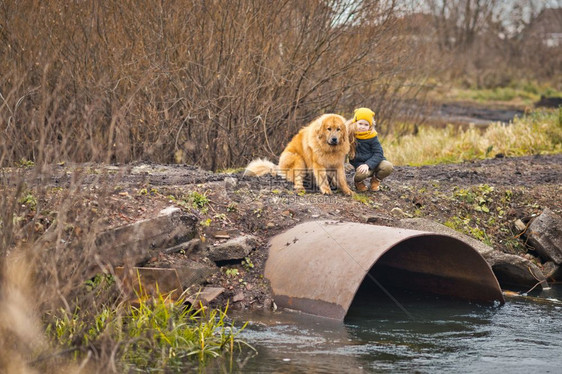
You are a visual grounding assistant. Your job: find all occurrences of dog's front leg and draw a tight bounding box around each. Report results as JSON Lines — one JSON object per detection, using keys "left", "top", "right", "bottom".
{"left": 312, "top": 163, "right": 332, "bottom": 195}
{"left": 292, "top": 168, "right": 306, "bottom": 192}
{"left": 336, "top": 166, "right": 353, "bottom": 195}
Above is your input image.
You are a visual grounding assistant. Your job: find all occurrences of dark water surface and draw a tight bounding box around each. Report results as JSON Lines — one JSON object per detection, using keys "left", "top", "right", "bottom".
{"left": 216, "top": 285, "right": 562, "bottom": 373}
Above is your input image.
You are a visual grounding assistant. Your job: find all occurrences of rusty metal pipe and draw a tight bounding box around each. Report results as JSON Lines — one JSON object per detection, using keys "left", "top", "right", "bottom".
{"left": 265, "top": 221, "right": 504, "bottom": 320}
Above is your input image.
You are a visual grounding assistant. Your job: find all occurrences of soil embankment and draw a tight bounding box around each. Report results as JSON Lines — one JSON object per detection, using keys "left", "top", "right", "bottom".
{"left": 10, "top": 154, "right": 560, "bottom": 309}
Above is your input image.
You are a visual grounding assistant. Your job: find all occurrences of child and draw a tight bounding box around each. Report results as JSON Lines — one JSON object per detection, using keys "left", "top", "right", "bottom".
{"left": 348, "top": 107, "right": 393, "bottom": 192}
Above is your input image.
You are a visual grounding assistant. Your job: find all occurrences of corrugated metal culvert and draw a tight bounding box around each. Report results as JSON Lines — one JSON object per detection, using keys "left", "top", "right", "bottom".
{"left": 265, "top": 221, "right": 504, "bottom": 320}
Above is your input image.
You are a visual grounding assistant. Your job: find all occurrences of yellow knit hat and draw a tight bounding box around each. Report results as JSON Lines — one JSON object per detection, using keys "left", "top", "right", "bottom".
{"left": 353, "top": 107, "right": 375, "bottom": 127}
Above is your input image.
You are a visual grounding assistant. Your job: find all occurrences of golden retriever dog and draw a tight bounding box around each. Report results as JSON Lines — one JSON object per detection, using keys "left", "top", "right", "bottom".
{"left": 245, "top": 113, "right": 352, "bottom": 195}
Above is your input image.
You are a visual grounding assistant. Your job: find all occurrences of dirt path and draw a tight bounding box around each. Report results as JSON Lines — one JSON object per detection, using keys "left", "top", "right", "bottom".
{"left": 397, "top": 154, "right": 561, "bottom": 186}
{"left": 428, "top": 102, "right": 525, "bottom": 126}
{"left": 27, "top": 153, "right": 560, "bottom": 189}
{"left": 14, "top": 154, "right": 561, "bottom": 240}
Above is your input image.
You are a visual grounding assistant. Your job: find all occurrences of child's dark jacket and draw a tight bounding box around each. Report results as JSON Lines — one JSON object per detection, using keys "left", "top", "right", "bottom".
{"left": 350, "top": 136, "right": 386, "bottom": 170}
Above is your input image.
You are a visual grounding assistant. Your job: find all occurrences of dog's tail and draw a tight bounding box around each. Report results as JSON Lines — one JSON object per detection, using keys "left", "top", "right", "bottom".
{"left": 244, "top": 158, "right": 279, "bottom": 177}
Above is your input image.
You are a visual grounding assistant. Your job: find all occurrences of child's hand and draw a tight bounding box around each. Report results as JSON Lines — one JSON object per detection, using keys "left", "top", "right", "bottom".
{"left": 357, "top": 164, "right": 369, "bottom": 174}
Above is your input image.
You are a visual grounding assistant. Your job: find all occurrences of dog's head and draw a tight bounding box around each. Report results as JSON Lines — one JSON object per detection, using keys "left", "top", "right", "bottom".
{"left": 317, "top": 114, "right": 347, "bottom": 146}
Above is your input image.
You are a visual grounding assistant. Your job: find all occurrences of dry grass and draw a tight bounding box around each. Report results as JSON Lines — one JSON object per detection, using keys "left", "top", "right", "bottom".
{"left": 0, "top": 163, "right": 124, "bottom": 372}
{"left": 385, "top": 109, "right": 562, "bottom": 166}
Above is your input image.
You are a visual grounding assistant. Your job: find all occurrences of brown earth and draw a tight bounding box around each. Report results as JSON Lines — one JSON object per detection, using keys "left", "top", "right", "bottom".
{"left": 7, "top": 154, "right": 562, "bottom": 310}
{"left": 411, "top": 100, "right": 526, "bottom": 127}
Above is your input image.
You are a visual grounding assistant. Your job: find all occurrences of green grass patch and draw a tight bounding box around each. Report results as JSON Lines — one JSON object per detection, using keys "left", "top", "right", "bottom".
{"left": 444, "top": 216, "right": 492, "bottom": 246}
{"left": 16, "top": 158, "right": 35, "bottom": 168}
{"left": 352, "top": 193, "right": 371, "bottom": 205}
{"left": 189, "top": 191, "right": 210, "bottom": 210}
{"left": 217, "top": 167, "right": 245, "bottom": 174}
{"left": 170, "top": 191, "right": 211, "bottom": 213}
{"left": 442, "top": 81, "right": 562, "bottom": 106}
{"left": 18, "top": 191, "right": 38, "bottom": 211}
{"left": 46, "top": 287, "right": 250, "bottom": 371}
{"left": 453, "top": 184, "right": 495, "bottom": 213}
{"left": 452, "top": 87, "right": 537, "bottom": 104}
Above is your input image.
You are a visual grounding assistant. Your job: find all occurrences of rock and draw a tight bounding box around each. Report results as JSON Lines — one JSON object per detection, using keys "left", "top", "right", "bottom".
{"left": 365, "top": 214, "right": 395, "bottom": 225}
{"left": 398, "top": 218, "right": 546, "bottom": 289}
{"left": 91, "top": 207, "right": 197, "bottom": 277}
{"left": 232, "top": 291, "right": 245, "bottom": 303}
{"left": 263, "top": 298, "right": 274, "bottom": 310}
{"left": 163, "top": 238, "right": 204, "bottom": 255}
{"left": 526, "top": 208, "right": 562, "bottom": 264}
{"left": 541, "top": 261, "right": 561, "bottom": 281}
{"left": 174, "top": 260, "right": 218, "bottom": 289}
{"left": 115, "top": 267, "right": 183, "bottom": 301}
{"left": 186, "top": 287, "right": 225, "bottom": 307}
{"left": 391, "top": 207, "right": 412, "bottom": 218}
{"left": 485, "top": 251, "right": 547, "bottom": 290}
{"left": 513, "top": 219, "right": 527, "bottom": 233}
{"left": 224, "top": 177, "right": 237, "bottom": 190}
{"left": 213, "top": 231, "right": 231, "bottom": 239}
{"left": 206, "top": 235, "right": 258, "bottom": 262}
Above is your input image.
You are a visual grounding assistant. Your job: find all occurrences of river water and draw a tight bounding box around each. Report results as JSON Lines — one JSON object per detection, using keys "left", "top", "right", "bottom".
{"left": 217, "top": 285, "right": 562, "bottom": 373}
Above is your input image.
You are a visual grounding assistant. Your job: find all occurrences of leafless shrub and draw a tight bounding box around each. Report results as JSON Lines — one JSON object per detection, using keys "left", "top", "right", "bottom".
{"left": 414, "top": 0, "right": 562, "bottom": 88}
{"left": 1, "top": 0, "right": 427, "bottom": 170}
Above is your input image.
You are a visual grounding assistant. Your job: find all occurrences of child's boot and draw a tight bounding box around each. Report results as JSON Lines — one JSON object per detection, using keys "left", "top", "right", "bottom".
{"left": 370, "top": 177, "right": 381, "bottom": 191}
{"left": 355, "top": 181, "right": 368, "bottom": 192}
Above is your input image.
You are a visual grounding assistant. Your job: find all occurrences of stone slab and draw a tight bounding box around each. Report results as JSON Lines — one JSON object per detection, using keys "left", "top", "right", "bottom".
{"left": 527, "top": 208, "right": 562, "bottom": 264}
{"left": 206, "top": 235, "right": 258, "bottom": 262}
{"left": 115, "top": 266, "right": 183, "bottom": 300}
{"left": 186, "top": 287, "right": 225, "bottom": 307}
{"left": 92, "top": 206, "right": 197, "bottom": 275}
